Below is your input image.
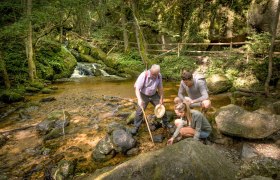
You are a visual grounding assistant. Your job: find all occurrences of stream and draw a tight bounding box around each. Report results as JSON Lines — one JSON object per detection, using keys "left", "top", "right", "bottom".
{"left": 0, "top": 67, "right": 233, "bottom": 179}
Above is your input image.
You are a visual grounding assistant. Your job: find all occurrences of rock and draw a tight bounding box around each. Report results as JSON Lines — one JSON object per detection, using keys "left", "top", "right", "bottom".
{"left": 47, "top": 110, "right": 71, "bottom": 121}
{"left": 237, "top": 157, "right": 280, "bottom": 179}
{"left": 215, "top": 104, "right": 280, "bottom": 139}
{"left": 0, "top": 91, "right": 24, "bottom": 103}
{"left": 92, "top": 135, "right": 115, "bottom": 162}
{"left": 116, "top": 112, "right": 131, "bottom": 119}
{"left": 44, "top": 127, "right": 65, "bottom": 141}
{"left": 152, "top": 134, "right": 164, "bottom": 143}
{"left": 18, "top": 110, "right": 32, "bottom": 120}
{"left": 36, "top": 119, "right": 55, "bottom": 135}
{"left": 126, "top": 111, "right": 136, "bottom": 125}
{"left": 126, "top": 148, "right": 139, "bottom": 156}
{"left": 26, "top": 87, "right": 41, "bottom": 93}
{"left": 270, "top": 101, "right": 280, "bottom": 115}
{"left": 0, "top": 134, "right": 8, "bottom": 148}
{"left": 51, "top": 159, "right": 76, "bottom": 180}
{"left": 207, "top": 74, "right": 232, "bottom": 94}
{"left": 111, "top": 129, "right": 136, "bottom": 153}
{"left": 54, "top": 119, "right": 70, "bottom": 129}
{"left": 41, "top": 88, "right": 54, "bottom": 94}
{"left": 241, "top": 143, "right": 258, "bottom": 160}
{"left": 87, "top": 139, "right": 238, "bottom": 180}
{"left": 107, "top": 122, "right": 126, "bottom": 134}
{"left": 248, "top": 0, "right": 280, "bottom": 36}
{"left": 241, "top": 175, "right": 273, "bottom": 180}
{"left": 40, "top": 97, "right": 56, "bottom": 102}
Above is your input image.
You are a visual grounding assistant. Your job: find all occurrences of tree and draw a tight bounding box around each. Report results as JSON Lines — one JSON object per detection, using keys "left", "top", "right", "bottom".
{"left": 265, "top": 0, "right": 280, "bottom": 96}
{"left": 121, "top": 1, "right": 129, "bottom": 52}
{"left": 26, "top": 0, "right": 36, "bottom": 82}
{"left": 0, "top": 51, "right": 10, "bottom": 89}
{"left": 130, "top": 0, "right": 148, "bottom": 69}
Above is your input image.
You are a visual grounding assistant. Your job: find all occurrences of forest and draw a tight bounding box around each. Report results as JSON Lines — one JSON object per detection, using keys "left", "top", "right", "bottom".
{"left": 0, "top": 0, "right": 280, "bottom": 179}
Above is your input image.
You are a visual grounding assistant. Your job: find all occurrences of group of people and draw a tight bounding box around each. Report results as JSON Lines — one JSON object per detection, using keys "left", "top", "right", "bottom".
{"left": 132, "top": 64, "right": 212, "bottom": 145}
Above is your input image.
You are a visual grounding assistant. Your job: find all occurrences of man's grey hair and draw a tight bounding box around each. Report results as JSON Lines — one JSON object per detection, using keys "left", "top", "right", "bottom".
{"left": 151, "top": 64, "right": 160, "bottom": 72}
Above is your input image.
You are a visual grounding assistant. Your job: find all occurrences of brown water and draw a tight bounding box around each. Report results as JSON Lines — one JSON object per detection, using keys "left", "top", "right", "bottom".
{"left": 0, "top": 77, "right": 232, "bottom": 179}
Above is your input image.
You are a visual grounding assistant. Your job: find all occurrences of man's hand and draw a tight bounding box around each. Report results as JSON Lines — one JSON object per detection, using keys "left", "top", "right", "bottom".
{"left": 159, "top": 98, "right": 163, "bottom": 105}
{"left": 185, "top": 97, "right": 195, "bottom": 105}
{"left": 138, "top": 99, "right": 144, "bottom": 108}
{"left": 167, "top": 137, "right": 174, "bottom": 145}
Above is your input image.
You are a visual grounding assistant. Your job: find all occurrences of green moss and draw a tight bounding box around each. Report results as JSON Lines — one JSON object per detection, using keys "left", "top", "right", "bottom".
{"left": 25, "top": 87, "right": 41, "bottom": 93}
{"left": 41, "top": 88, "right": 54, "bottom": 94}
{"left": 0, "top": 90, "right": 24, "bottom": 103}
{"left": 30, "top": 81, "right": 44, "bottom": 89}
{"left": 79, "top": 54, "right": 99, "bottom": 63}
{"left": 37, "top": 42, "right": 77, "bottom": 80}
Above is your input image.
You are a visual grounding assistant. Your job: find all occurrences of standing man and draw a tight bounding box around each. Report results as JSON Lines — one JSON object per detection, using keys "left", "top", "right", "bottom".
{"left": 178, "top": 70, "right": 211, "bottom": 112}
{"left": 131, "top": 64, "right": 170, "bottom": 135}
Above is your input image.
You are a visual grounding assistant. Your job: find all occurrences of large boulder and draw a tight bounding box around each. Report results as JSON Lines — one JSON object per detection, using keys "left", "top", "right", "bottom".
{"left": 86, "top": 139, "right": 238, "bottom": 180}
{"left": 237, "top": 157, "right": 280, "bottom": 179}
{"left": 207, "top": 74, "right": 232, "bottom": 94}
{"left": 248, "top": 0, "right": 280, "bottom": 35}
{"left": 215, "top": 104, "right": 280, "bottom": 139}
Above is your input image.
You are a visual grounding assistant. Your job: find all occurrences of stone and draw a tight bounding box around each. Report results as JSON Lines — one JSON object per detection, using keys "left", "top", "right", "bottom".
{"left": 36, "top": 119, "right": 56, "bottom": 135}
{"left": 92, "top": 135, "right": 115, "bottom": 162}
{"left": 126, "top": 111, "right": 136, "bottom": 125}
{"left": 152, "top": 134, "right": 164, "bottom": 143}
{"left": 0, "top": 134, "right": 8, "bottom": 148}
{"left": 215, "top": 104, "right": 280, "bottom": 139}
{"left": 241, "top": 143, "right": 258, "bottom": 160}
{"left": 111, "top": 129, "right": 136, "bottom": 153}
{"left": 237, "top": 157, "right": 280, "bottom": 179}
{"left": 40, "top": 97, "right": 56, "bottom": 102}
{"left": 241, "top": 175, "right": 273, "bottom": 180}
{"left": 87, "top": 139, "right": 238, "bottom": 180}
{"left": 126, "top": 148, "right": 139, "bottom": 156}
{"left": 207, "top": 74, "right": 232, "bottom": 94}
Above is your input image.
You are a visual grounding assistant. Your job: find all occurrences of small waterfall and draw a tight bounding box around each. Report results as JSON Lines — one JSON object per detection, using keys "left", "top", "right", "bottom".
{"left": 100, "top": 69, "right": 110, "bottom": 76}
{"left": 70, "top": 62, "right": 113, "bottom": 78}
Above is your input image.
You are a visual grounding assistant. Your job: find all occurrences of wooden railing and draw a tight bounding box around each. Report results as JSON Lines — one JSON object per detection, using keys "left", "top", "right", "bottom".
{"left": 91, "top": 39, "right": 280, "bottom": 57}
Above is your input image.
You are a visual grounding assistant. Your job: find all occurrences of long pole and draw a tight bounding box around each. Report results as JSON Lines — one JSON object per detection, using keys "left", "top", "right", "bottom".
{"left": 141, "top": 107, "right": 154, "bottom": 144}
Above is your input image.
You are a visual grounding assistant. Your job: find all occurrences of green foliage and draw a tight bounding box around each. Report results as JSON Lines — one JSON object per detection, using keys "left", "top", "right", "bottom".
{"left": 159, "top": 56, "right": 197, "bottom": 80}
{"left": 112, "top": 51, "right": 144, "bottom": 76}
{"left": 0, "top": 90, "right": 24, "bottom": 103}
{"left": 36, "top": 42, "right": 77, "bottom": 80}
{"left": 245, "top": 32, "right": 271, "bottom": 56}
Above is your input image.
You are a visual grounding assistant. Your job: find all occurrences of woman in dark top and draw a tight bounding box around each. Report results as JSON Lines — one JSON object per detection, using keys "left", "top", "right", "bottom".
{"left": 167, "top": 103, "right": 212, "bottom": 145}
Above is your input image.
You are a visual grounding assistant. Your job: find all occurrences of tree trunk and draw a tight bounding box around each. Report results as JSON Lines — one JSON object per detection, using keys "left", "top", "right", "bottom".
{"left": 27, "top": 0, "right": 36, "bottom": 82}
{"left": 121, "top": 4, "right": 129, "bottom": 52}
{"left": 131, "top": 0, "right": 148, "bottom": 69}
{"left": 265, "top": 0, "right": 280, "bottom": 96}
{"left": 161, "top": 34, "right": 166, "bottom": 50}
{"left": 0, "top": 52, "right": 11, "bottom": 89}
{"left": 59, "top": 0, "right": 63, "bottom": 44}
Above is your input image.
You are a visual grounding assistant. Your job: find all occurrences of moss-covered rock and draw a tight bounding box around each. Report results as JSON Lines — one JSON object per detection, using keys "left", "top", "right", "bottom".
{"left": 30, "top": 81, "right": 45, "bottom": 89}
{"left": 88, "top": 139, "right": 238, "bottom": 179}
{"left": 207, "top": 74, "right": 232, "bottom": 94}
{"left": 41, "top": 88, "right": 54, "bottom": 94}
{"left": 0, "top": 90, "right": 24, "bottom": 103}
{"left": 25, "top": 87, "right": 41, "bottom": 93}
{"left": 37, "top": 42, "right": 77, "bottom": 80}
{"left": 79, "top": 54, "right": 99, "bottom": 63}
